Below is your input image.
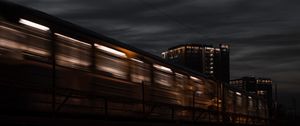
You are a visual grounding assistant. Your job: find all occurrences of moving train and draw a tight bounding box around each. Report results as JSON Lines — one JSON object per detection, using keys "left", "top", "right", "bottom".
{"left": 0, "top": 1, "right": 268, "bottom": 124}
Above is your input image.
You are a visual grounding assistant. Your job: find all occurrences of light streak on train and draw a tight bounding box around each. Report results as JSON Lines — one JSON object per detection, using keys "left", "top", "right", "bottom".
{"left": 95, "top": 43, "right": 127, "bottom": 58}
{"left": 55, "top": 33, "right": 91, "bottom": 47}
{"left": 153, "top": 64, "right": 172, "bottom": 73}
{"left": 19, "top": 18, "right": 50, "bottom": 31}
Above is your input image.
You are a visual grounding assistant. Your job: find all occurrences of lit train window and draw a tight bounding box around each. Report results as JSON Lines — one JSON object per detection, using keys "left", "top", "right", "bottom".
{"left": 248, "top": 97, "right": 256, "bottom": 116}
{"left": 55, "top": 33, "right": 91, "bottom": 69}
{"left": 130, "top": 58, "right": 150, "bottom": 83}
{"left": 235, "top": 93, "right": 245, "bottom": 115}
{"left": 241, "top": 95, "right": 248, "bottom": 114}
{"left": 257, "top": 99, "right": 266, "bottom": 117}
{"left": 193, "top": 80, "right": 212, "bottom": 108}
{"left": 0, "top": 22, "right": 51, "bottom": 61}
{"left": 190, "top": 76, "right": 205, "bottom": 92}
{"left": 95, "top": 49, "right": 128, "bottom": 80}
{"left": 236, "top": 94, "right": 242, "bottom": 106}
{"left": 225, "top": 90, "right": 234, "bottom": 113}
{"left": 175, "top": 73, "right": 187, "bottom": 88}
{"left": 152, "top": 64, "right": 173, "bottom": 87}
{"left": 154, "top": 70, "right": 173, "bottom": 87}
{"left": 205, "top": 81, "right": 216, "bottom": 101}
{"left": 248, "top": 96, "right": 253, "bottom": 107}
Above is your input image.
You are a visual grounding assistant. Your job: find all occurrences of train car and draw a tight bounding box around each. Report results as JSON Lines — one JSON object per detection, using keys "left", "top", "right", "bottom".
{"left": 0, "top": 1, "right": 268, "bottom": 124}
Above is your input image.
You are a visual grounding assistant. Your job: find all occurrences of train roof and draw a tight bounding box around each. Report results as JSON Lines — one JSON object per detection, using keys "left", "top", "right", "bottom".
{"left": 0, "top": 1, "right": 210, "bottom": 79}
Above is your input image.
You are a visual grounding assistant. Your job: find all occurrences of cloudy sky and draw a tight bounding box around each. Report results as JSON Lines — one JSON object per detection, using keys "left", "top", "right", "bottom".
{"left": 6, "top": 0, "right": 300, "bottom": 108}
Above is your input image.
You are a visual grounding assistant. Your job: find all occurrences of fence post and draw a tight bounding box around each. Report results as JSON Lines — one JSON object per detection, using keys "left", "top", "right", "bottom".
{"left": 142, "top": 81, "right": 145, "bottom": 116}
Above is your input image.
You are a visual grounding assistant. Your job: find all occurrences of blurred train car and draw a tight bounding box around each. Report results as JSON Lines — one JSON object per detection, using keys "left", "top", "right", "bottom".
{"left": 0, "top": 1, "right": 268, "bottom": 124}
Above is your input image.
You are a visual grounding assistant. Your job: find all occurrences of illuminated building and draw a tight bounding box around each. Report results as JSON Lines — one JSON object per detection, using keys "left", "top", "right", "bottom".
{"left": 161, "top": 43, "right": 230, "bottom": 84}
{"left": 230, "top": 77, "right": 272, "bottom": 97}
{"left": 230, "top": 77, "right": 273, "bottom": 115}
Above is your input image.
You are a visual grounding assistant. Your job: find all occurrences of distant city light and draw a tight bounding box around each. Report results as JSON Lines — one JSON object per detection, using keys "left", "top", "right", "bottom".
{"left": 19, "top": 18, "right": 49, "bottom": 31}
{"left": 236, "top": 92, "right": 241, "bottom": 96}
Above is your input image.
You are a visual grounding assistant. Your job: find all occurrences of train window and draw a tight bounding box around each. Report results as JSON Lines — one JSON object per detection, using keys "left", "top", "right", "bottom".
{"left": 154, "top": 70, "right": 173, "bottom": 87}
{"left": 175, "top": 73, "right": 187, "bottom": 88}
{"left": 236, "top": 94, "right": 242, "bottom": 106}
{"left": 130, "top": 58, "right": 150, "bottom": 83}
{"left": 95, "top": 46, "right": 128, "bottom": 80}
{"left": 257, "top": 99, "right": 265, "bottom": 117}
{"left": 190, "top": 76, "right": 205, "bottom": 91}
{"left": 241, "top": 95, "right": 248, "bottom": 114}
{"left": 152, "top": 64, "right": 173, "bottom": 86}
{"left": 55, "top": 33, "right": 91, "bottom": 69}
{"left": 225, "top": 90, "right": 234, "bottom": 113}
{"left": 248, "top": 97, "right": 256, "bottom": 116}
{"left": 248, "top": 96, "right": 253, "bottom": 107}
{"left": 205, "top": 81, "right": 216, "bottom": 102}
{"left": 0, "top": 22, "right": 51, "bottom": 61}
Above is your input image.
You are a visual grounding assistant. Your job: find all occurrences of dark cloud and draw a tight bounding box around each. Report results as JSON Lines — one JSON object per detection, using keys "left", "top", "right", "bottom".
{"left": 5, "top": 0, "right": 300, "bottom": 109}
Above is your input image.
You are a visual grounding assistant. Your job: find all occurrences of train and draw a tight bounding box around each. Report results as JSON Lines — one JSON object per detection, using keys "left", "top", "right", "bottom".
{"left": 0, "top": 1, "right": 268, "bottom": 125}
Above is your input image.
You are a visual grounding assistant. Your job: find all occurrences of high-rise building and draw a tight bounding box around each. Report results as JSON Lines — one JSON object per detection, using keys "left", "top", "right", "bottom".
{"left": 230, "top": 77, "right": 273, "bottom": 114}
{"left": 230, "top": 77, "right": 272, "bottom": 98}
{"left": 161, "top": 43, "right": 230, "bottom": 84}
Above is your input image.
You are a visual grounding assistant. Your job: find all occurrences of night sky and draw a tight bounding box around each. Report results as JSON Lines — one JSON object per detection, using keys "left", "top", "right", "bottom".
{"left": 6, "top": 0, "right": 300, "bottom": 109}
